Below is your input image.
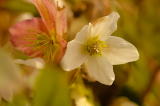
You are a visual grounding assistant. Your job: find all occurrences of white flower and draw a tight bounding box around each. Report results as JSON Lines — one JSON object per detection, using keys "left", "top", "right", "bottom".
{"left": 0, "top": 50, "right": 23, "bottom": 101}
{"left": 61, "top": 12, "right": 139, "bottom": 85}
{"left": 14, "top": 58, "right": 45, "bottom": 87}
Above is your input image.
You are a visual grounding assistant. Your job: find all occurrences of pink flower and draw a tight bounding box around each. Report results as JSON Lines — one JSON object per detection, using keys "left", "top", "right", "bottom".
{"left": 10, "top": 0, "right": 67, "bottom": 63}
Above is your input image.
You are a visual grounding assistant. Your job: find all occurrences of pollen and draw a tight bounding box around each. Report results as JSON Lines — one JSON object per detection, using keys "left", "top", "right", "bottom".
{"left": 84, "top": 36, "right": 107, "bottom": 56}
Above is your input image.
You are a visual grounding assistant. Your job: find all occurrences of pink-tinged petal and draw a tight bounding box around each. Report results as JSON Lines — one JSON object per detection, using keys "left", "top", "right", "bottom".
{"left": 9, "top": 18, "right": 47, "bottom": 57}
{"left": 33, "top": 0, "right": 67, "bottom": 36}
{"left": 33, "top": 0, "right": 57, "bottom": 31}
{"left": 56, "top": 9, "right": 67, "bottom": 36}
{"left": 55, "top": 11, "right": 67, "bottom": 63}
{"left": 54, "top": 38, "right": 67, "bottom": 63}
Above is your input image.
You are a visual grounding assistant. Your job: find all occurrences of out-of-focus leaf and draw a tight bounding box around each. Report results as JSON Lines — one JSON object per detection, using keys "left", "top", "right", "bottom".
{"left": 0, "top": 94, "right": 29, "bottom": 106}
{"left": 0, "top": 10, "right": 12, "bottom": 46}
{"left": 126, "top": 53, "right": 150, "bottom": 94}
{"left": 3, "top": 0, "right": 37, "bottom": 14}
{"left": 69, "top": 15, "right": 88, "bottom": 40}
{"left": 33, "top": 65, "right": 71, "bottom": 106}
{"left": 109, "top": 97, "right": 139, "bottom": 106}
{"left": 143, "top": 92, "right": 160, "bottom": 106}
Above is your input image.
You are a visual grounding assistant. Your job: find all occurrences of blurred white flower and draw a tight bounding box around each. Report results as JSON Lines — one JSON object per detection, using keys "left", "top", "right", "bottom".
{"left": 15, "top": 58, "right": 45, "bottom": 87}
{"left": 61, "top": 12, "right": 139, "bottom": 85}
{"left": 75, "top": 96, "right": 93, "bottom": 106}
{"left": 23, "top": 0, "right": 32, "bottom": 3}
{"left": 54, "top": 0, "right": 64, "bottom": 8}
{"left": 15, "top": 58, "right": 45, "bottom": 69}
{"left": 16, "top": 12, "right": 33, "bottom": 22}
{"left": 0, "top": 50, "right": 23, "bottom": 101}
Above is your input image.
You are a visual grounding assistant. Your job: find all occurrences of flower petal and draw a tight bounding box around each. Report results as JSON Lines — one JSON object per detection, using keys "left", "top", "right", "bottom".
{"left": 33, "top": 0, "right": 67, "bottom": 43}
{"left": 105, "top": 36, "right": 139, "bottom": 65}
{"left": 0, "top": 87, "right": 13, "bottom": 101}
{"left": 85, "top": 56, "right": 115, "bottom": 85}
{"left": 0, "top": 50, "right": 23, "bottom": 102}
{"left": 9, "top": 18, "right": 47, "bottom": 57}
{"left": 15, "top": 58, "right": 45, "bottom": 69}
{"left": 54, "top": 0, "right": 64, "bottom": 8}
{"left": 91, "top": 12, "right": 120, "bottom": 40}
{"left": 74, "top": 23, "right": 92, "bottom": 43}
{"left": 61, "top": 40, "right": 87, "bottom": 71}
{"left": 56, "top": 9, "right": 67, "bottom": 36}
{"left": 33, "top": 0, "right": 56, "bottom": 31}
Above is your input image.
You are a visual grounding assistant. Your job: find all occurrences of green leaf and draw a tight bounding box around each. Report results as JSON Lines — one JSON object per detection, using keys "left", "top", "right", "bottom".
{"left": 33, "top": 65, "right": 71, "bottom": 106}
{"left": 3, "top": 0, "right": 37, "bottom": 14}
{"left": 0, "top": 94, "right": 29, "bottom": 106}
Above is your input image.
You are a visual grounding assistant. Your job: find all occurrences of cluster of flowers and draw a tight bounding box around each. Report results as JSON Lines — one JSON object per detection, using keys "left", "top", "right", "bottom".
{"left": 10, "top": 0, "right": 139, "bottom": 85}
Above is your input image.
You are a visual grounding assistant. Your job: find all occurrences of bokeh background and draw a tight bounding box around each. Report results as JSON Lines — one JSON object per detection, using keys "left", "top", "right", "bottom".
{"left": 0, "top": 0, "right": 160, "bottom": 106}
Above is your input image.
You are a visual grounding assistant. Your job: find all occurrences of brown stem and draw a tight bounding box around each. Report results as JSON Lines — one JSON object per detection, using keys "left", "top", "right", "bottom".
{"left": 69, "top": 69, "right": 80, "bottom": 84}
{"left": 141, "top": 59, "right": 160, "bottom": 101}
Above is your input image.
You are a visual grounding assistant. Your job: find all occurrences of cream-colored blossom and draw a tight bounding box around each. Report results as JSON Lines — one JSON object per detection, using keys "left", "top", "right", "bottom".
{"left": 61, "top": 12, "right": 139, "bottom": 85}
{"left": 75, "top": 96, "right": 93, "bottom": 106}
{"left": 15, "top": 58, "right": 45, "bottom": 88}
{"left": 15, "top": 58, "right": 45, "bottom": 69}
{"left": 16, "top": 12, "right": 33, "bottom": 22}
{"left": 54, "top": 0, "right": 64, "bottom": 8}
{"left": 0, "top": 50, "right": 23, "bottom": 101}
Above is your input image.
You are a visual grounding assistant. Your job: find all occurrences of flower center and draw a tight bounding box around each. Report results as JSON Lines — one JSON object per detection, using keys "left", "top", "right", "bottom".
{"left": 33, "top": 33, "right": 58, "bottom": 61}
{"left": 84, "top": 36, "right": 107, "bottom": 56}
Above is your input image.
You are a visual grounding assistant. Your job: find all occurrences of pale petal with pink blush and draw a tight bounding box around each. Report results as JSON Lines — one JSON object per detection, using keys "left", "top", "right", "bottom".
{"left": 33, "top": 0, "right": 67, "bottom": 36}
{"left": 56, "top": 9, "right": 67, "bottom": 36}
{"left": 33, "top": 0, "right": 57, "bottom": 31}
{"left": 9, "top": 18, "right": 47, "bottom": 57}
{"left": 54, "top": 9, "right": 68, "bottom": 63}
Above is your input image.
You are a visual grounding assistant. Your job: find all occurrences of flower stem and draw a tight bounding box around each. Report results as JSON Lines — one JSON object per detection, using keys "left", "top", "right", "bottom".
{"left": 69, "top": 69, "right": 81, "bottom": 84}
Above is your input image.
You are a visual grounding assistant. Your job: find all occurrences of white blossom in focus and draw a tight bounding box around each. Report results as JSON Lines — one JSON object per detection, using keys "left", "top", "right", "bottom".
{"left": 61, "top": 12, "right": 139, "bottom": 85}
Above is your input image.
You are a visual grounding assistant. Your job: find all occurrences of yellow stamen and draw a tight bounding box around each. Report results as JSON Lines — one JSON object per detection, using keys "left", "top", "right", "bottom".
{"left": 28, "top": 33, "right": 58, "bottom": 62}
{"left": 83, "top": 36, "right": 107, "bottom": 56}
